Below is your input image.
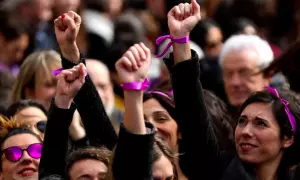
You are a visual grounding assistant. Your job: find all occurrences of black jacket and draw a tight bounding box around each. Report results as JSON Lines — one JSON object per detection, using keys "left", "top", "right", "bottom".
{"left": 166, "top": 51, "right": 294, "bottom": 180}
{"left": 39, "top": 54, "right": 117, "bottom": 179}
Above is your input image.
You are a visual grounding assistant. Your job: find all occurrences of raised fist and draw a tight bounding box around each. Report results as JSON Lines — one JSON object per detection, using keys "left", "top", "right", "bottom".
{"left": 56, "top": 63, "right": 87, "bottom": 106}
{"left": 168, "top": 0, "right": 201, "bottom": 38}
{"left": 115, "top": 43, "right": 151, "bottom": 84}
{"left": 54, "top": 11, "right": 81, "bottom": 47}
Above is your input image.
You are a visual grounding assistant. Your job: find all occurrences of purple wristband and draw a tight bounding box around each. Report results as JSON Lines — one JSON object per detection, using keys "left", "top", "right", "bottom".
{"left": 120, "top": 78, "right": 150, "bottom": 91}
{"left": 52, "top": 68, "right": 64, "bottom": 76}
{"left": 156, "top": 35, "right": 190, "bottom": 58}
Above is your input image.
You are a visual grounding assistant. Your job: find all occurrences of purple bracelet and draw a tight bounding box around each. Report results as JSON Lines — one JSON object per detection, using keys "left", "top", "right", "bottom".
{"left": 52, "top": 68, "right": 64, "bottom": 76}
{"left": 156, "top": 35, "right": 190, "bottom": 58}
{"left": 120, "top": 78, "right": 150, "bottom": 91}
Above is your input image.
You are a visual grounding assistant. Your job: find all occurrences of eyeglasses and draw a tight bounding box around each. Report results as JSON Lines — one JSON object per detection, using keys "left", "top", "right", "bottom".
{"left": 223, "top": 68, "right": 261, "bottom": 81}
{"left": 25, "top": 121, "right": 47, "bottom": 133}
{"left": 1, "top": 143, "right": 42, "bottom": 162}
{"left": 36, "top": 121, "right": 47, "bottom": 133}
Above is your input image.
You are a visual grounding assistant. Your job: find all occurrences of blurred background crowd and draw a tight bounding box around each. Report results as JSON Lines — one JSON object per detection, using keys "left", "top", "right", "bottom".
{"left": 0, "top": 0, "right": 300, "bottom": 131}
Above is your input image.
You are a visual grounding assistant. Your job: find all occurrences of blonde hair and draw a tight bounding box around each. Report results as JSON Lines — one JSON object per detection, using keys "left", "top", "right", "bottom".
{"left": 11, "top": 50, "right": 61, "bottom": 103}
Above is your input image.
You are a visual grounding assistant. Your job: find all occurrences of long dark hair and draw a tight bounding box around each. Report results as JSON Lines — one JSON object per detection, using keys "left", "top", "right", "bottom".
{"left": 239, "top": 88, "right": 300, "bottom": 178}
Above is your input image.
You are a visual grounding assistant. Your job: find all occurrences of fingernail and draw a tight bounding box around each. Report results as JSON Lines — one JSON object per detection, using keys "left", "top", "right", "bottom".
{"left": 61, "top": 14, "right": 66, "bottom": 18}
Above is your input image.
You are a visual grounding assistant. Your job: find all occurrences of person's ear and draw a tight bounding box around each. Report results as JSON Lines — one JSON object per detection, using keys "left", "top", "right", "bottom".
{"left": 177, "top": 132, "right": 182, "bottom": 140}
{"left": 282, "top": 135, "right": 294, "bottom": 148}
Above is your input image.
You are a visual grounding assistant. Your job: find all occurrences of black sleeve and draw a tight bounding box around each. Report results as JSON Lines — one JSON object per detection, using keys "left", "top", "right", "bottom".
{"left": 39, "top": 100, "right": 76, "bottom": 178}
{"left": 165, "top": 51, "right": 227, "bottom": 180}
{"left": 112, "top": 123, "right": 155, "bottom": 180}
{"left": 61, "top": 55, "right": 117, "bottom": 150}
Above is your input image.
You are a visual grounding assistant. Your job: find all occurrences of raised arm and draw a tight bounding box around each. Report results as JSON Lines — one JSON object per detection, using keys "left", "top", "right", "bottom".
{"left": 54, "top": 11, "right": 117, "bottom": 149}
{"left": 39, "top": 64, "right": 87, "bottom": 178}
{"left": 112, "top": 43, "right": 155, "bottom": 180}
{"left": 165, "top": 1, "right": 225, "bottom": 179}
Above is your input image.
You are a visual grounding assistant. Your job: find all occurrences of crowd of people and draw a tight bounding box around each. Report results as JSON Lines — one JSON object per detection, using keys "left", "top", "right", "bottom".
{"left": 0, "top": 0, "right": 300, "bottom": 179}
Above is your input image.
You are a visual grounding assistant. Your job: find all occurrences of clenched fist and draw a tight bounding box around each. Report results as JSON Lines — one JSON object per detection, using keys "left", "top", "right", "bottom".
{"left": 54, "top": 11, "right": 81, "bottom": 62}
{"left": 55, "top": 64, "right": 87, "bottom": 108}
{"left": 168, "top": 0, "right": 201, "bottom": 38}
{"left": 115, "top": 43, "right": 151, "bottom": 85}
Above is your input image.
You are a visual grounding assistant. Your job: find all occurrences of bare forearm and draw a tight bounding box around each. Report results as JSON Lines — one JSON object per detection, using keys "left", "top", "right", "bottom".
{"left": 60, "top": 43, "right": 80, "bottom": 64}
{"left": 173, "top": 43, "right": 191, "bottom": 64}
{"left": 54, "top": 95, "right": 72, "bottom": 109}
{"left": 123, "top": 91, "right": 146, "bottom": 134}
{"left": 69, "top": 110, "right": 86, "bottom": 140}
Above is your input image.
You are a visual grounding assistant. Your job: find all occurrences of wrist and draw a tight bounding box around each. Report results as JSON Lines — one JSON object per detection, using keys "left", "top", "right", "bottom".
{"left": 55, "top": 95, "right": 73, "bottom": 109}
{"left": 170, "top": 32, "right": 190, "bottom": 39}
{"left": 120, "top": 78, "right": 149, "bottom": 91}
{"left": 173, "top": 43, "right": 191, "bottom": 63}
{"left": 124, "top": 91, "right": 143, "bottom": 104}
{"left": 60, "top": 43, "right": 80, "bottom": 63}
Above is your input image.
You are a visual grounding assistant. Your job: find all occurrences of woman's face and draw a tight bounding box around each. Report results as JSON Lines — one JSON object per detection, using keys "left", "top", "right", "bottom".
{"left": 204, "top": 26, "right": 223, "bottom": 58}
{"left": 14, "top": 107, "right": 47, "bottom": 139}
{"left": 0, "top": 134, "right": 41, "bottom": 180}
{"left": 1, "top": 34, "right": 29, "bottom": 66}
{"left": 152, "top": 155, "right": 174, "bottom": 180}
{"left": 235, "top": 102, "right": 293, "bottom": 164}
{"left": 32, "top": 65, "right": 60, "bottom": 110}
{"left": 143, "top": 99, "right": 179, "bottom": 149}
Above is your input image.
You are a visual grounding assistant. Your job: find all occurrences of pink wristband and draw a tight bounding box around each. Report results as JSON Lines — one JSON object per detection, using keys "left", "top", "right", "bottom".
{"left": 156, "top": 35, "right": 190, "bottom": 58}
{"left": 120, "top": 78, "right": 150, "bottom": 91}
{"left": 52, "top": 68, "right": 64, "bottom": 76}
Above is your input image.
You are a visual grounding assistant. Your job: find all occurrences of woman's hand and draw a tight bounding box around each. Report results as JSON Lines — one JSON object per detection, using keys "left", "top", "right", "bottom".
{"left": 168, "top": 0, "right": 201, "bottom": 38}
{"left": 115, "top": 43, "right": 152, "bottom": 134}
{"left": 54, "top": 11, "right": 81, "bottom": 63}
{"left": 167, "top": 0, "right": 201, "bottom": 63}
{"left": 55, "top": 63, "right": 87, "bottom": 109}
{"left": 115, "top": 43, "right": 151, "bottom": 84}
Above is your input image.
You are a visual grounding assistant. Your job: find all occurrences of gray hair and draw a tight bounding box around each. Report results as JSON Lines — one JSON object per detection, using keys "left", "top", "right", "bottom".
{"left": 219, "top": 34, "right": 274, "bottom": 69}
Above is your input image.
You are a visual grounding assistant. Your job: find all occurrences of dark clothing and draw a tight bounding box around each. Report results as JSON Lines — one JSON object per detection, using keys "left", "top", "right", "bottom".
{"left": 61, "top": 54, "right": 117, "bottom": 149}
{"left": 39, "top": 54, "right": 117, "bottom": 179}
{"left": 165, "top": 51, "right": 294, "bottom": 180}
{"left": 39, "top": 101, "right": 76, "bottom": 178}
{"left": 112, "top": 123, "right": 155, "bottom": 180}
{"left": 86, "top": 32, "right": 109, "bottom": 61}
{"left": 199, "top": 56, "right": 227, "bottom": 102}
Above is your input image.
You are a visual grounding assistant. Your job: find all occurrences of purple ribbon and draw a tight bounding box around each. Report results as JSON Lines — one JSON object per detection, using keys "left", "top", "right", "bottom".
{"left": 148, "top": 90, "right": 172, "bottom": 100}
{"left": 52, "top": 68, "right": 64, "bottom": 76}
{"left": 121, "top": 78, "right": 150, "bottom": 90}
{"left": 265, "top": 86, "right": 296, "bottom": 133}
{"left": 156, "top": 35, "right": 190, "bottom": 58}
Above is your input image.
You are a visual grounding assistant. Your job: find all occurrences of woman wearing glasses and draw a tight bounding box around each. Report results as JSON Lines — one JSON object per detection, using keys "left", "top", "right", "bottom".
{"left": 0, "top": 117, "right": 42, "bottom": 180}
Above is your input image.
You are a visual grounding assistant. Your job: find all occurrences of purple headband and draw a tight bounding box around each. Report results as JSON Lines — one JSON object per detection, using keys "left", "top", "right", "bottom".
{"left": 147, "top": 90, "right": 172, "bottom": 101}
{"left": 265, "top": 86, "right": 297, "bottom": 133}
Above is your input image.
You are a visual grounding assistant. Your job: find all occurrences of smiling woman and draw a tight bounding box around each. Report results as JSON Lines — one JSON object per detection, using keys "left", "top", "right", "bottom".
{"left": 0, "top": 116, "right": 43, "bottom": 180}
{"left": 236, "top": 88, "right": 300, "bottom": 171}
